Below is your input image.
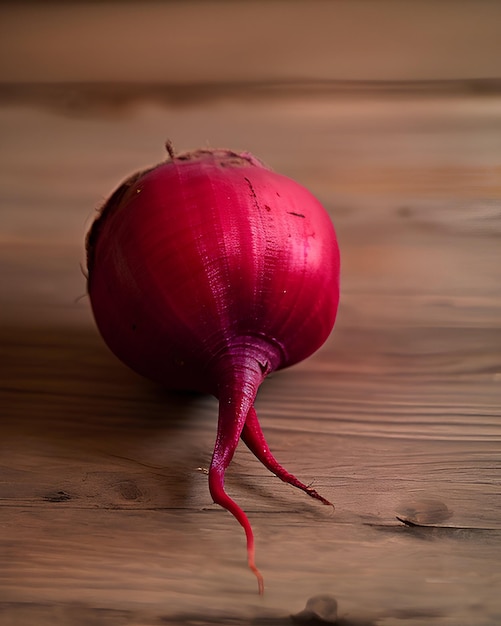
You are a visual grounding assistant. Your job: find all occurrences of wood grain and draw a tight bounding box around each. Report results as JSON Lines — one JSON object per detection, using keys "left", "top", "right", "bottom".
{"left": 2, "top": 1, "right": 501, "bottom": 83}
{"left": 1, "top": 51, "right": 501, "bottom": 626}
{"left": 1, "top": 323, "right": 500, "bottom": 625}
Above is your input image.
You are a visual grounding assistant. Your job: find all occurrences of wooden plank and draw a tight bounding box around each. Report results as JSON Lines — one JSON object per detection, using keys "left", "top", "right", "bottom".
{"left": 1, "top": 77, "right": 501, "bottom": 625}
{"left": 1, "top": 322, "right": 500, "bottom": 624}
{"left": 1, "top": 1, "right": 501, "bottom": 83}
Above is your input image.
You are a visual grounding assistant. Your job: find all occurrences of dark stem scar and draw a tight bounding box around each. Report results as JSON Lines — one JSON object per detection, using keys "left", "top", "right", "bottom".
{"left": 287, "top": 211, "right": 306, "bottom": 218}
{"left": 257, "top": 359, "right": 269, "bottom": 374}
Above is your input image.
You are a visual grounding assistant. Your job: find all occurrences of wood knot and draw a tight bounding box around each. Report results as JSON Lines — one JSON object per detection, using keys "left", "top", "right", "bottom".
{"left": 115, "top": 479, "right": 143, "bottom": 501}
{"left": 43, "top": 490, "right": 72, "bottom": 503}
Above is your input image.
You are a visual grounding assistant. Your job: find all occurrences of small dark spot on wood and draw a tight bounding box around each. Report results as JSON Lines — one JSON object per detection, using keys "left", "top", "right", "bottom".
{"left": 396, "top": 498, "right": 452, "bottom": 525}
{"left": 396, "top": 516, "right": 420, "bottom": 527}
{"left": 292, "top": 595, "right": 338, "bottom": 624}
{"left": 116, "top": 479, "right": 143, "bottom": 501}
{"left": 288, "top": 211, "right": 306, "bottom": 218}
{"left": 397, "top": 206, "right": 413, "bottom": 218}
{"left": 43, "top": 490, "right": 72, "bottom": 502}
{"left": 264, "top": 204, "right": 272, "bottom": 212}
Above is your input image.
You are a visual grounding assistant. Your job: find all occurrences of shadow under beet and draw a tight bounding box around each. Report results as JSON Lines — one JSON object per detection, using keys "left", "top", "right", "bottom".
{"left": 0, "top": 325, "right": 218, "bottom": 510}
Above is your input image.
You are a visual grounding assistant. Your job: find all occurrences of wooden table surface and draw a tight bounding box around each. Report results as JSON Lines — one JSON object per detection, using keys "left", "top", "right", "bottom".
{"left": 1, "top": 6, "right": 501, "bottom": 620}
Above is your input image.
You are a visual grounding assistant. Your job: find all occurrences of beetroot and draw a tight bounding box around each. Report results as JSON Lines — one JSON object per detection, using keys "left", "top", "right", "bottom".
{"left": 86, "top": 147, "right": 340, "bottom": 592}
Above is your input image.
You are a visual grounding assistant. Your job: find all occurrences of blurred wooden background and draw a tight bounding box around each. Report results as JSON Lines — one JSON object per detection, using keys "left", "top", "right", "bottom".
{"left": 1, "top": 2, "right": 500, "bottom": 625}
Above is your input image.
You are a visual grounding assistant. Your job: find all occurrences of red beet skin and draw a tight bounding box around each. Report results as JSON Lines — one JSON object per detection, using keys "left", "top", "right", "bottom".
{"left": 86, "top": 148, "right": 340, "bottom": 593}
